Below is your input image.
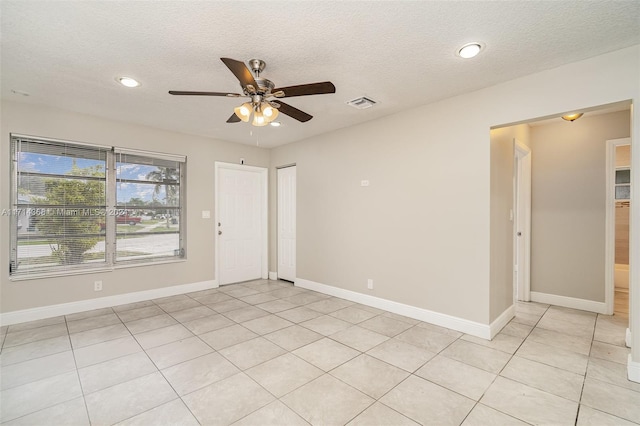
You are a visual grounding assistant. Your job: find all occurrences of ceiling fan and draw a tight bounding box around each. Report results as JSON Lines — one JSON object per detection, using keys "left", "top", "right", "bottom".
{"left": 169, "top": 58, "right": 336, "bottom": 126}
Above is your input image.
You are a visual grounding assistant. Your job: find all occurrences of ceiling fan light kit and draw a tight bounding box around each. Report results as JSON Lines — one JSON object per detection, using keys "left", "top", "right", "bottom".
{"left": 169, "top": 58, "right": 335, "bottom": 127}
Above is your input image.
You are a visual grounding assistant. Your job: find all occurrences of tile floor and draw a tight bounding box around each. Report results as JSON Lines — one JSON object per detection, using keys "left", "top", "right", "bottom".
{"left": 0, "top": 279, "right": 638, "bottom": 425}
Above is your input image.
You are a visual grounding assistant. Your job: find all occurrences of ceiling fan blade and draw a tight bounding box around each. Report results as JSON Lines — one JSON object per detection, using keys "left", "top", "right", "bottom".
{"left": 276, "top": 101, "right": 313, "bottom": 122}
{"left": 169, "top": 91, "right": 241, "bottom": 97}
{"left": 226, "top": 113, "right": 241, "bottom": 123}
{"left": 273, "top": 81, "right": 335, "bottom": 98}
{"left": 220, "top": 58, "right": 259, "bottom": 91}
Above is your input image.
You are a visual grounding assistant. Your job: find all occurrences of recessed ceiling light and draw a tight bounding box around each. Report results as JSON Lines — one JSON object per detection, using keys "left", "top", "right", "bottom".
{"left": 457, "top": 43, "right": 483, "bottom": 59}
{"left": 270, "top": 121, "right": 281, "bottom": 127}
{"left": 116, "top": 76, "right": 140, "bottom": 88}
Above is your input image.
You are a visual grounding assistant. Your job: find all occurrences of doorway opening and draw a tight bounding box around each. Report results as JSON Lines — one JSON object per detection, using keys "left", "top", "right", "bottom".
{"left": 277, "top": 165, "right": 297, "bottom": 283}
{"left": 514, "top": 140, "right": 531, "bottom": 302}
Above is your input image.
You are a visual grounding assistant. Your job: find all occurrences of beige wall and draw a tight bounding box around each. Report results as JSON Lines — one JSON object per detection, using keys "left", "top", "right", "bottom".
{"left": 0, "top": 101, "right": 270, "bottom": 313}
{"left": 489, "top": 124, "right": 530, "bottom": 321}
{"left": 530, "top": 111, "right": 630, "bottom": 302}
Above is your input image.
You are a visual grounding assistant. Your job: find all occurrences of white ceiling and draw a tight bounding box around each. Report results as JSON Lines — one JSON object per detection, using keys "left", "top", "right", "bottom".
{"left": 2, "top": 1, "right": 639, "bottom": 148}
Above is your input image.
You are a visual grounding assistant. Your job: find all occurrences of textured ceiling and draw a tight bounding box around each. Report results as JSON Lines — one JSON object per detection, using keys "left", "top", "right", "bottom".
{"left": 1, "top": 1, "right": 639, "bottom": 148}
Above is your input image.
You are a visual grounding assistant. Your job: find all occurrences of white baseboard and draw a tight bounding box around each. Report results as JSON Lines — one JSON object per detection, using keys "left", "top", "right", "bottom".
{"left": 530, "top": 291, "right": 607, "bottom": 314}
{"left": 0, "top": 279, "right": 218, "bottom": 326}
{"left": 626, "top": 328, "right": 632, "bottom": 348}
{"left": 269, "top": 271, "right": 278, "bottom": 281}
{"left": 295, "top": 278, "right": 491, "bottom": 339}
{"left": 489, "top": 305, "right": 516, "bottom": 339}
{"left": 628, "top": 355, "right": 640, "bottom": 383}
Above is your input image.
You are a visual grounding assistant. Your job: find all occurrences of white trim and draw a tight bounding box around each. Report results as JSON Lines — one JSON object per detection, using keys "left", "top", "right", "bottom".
{"left": 113, "top": 147, "right": 186, "bottom": 162}
{"left": 489, "top": 304, "right": 516, "bottom": 339}
{"left": 214, "top": 162, "right": 269, "bottom": 285}
{"left": 269, "top": 271, "right": 278, "bottom": 281}
{"left": 628, "top": 354, "right": 640, "bottom": 383}
{"left": 627, "top": 328, "right": 632, "bottom": 348}
{"left": 0, "top": 280, "right": 217, "bottom": 326}
{"left": 605, "top": 138, "right": 631, "bottom": 315}
{"left": 295, "top": 278, "right": 492, "bottom": 339}
{"left": 530, "top": 291, "right": 607, "bottom": 314}
{"left": 514, "top": 139, "right": 531, "bottom": 302}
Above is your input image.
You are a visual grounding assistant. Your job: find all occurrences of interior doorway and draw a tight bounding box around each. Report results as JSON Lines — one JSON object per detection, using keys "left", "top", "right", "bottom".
{"left": 514, "top": 139, "right": 532, "bottom": 302}
{"left": 215, "top": 162, "right": 268, "bottom": 285}
{"left": 277, "top": 165, "right": 297, "bottom": 282}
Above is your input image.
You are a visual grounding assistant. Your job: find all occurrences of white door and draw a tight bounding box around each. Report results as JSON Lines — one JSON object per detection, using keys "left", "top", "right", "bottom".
{"left": 514, "top": 140, "right": 532, "bottom": 302}
{"left": 278, "top": 166, "right": 296, "bottom": 282}
{"left": 217, "top": 165, "right": 265, "bottom": 285}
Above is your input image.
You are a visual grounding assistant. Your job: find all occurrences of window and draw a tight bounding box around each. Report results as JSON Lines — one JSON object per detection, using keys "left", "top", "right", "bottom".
{"left": 9, "top": 135, "right": 186, "bottom": 278}
{"left": 615, "top": 168, "right": 631, "bottom": 200}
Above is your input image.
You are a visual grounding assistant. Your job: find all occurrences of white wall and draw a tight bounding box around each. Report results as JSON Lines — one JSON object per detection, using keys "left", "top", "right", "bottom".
{"left": 0, "top": 101, "right": 270, "bottom": 313}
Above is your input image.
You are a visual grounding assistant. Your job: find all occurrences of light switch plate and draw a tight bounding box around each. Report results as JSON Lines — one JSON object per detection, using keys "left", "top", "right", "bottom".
{"left": 361, "top": 180, "right": 370, "bottom": 187}
{"left": 202, "top": 210, "right": 211, "bottom": 219}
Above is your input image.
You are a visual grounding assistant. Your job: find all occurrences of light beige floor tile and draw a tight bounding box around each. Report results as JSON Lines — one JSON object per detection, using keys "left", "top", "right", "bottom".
{"left": 276, "top": 306, "right": 324, "bottom": 323}
{"left": 586, "top": 357, "right": 640, "bottom": 393}
{"left": 0, "top": 335, "right": 70, "bottom": 366}
{"left": 367, "top": 338, "right": 436, "bottom": 372}
{"left": 528, "top": 326, "right": 592, "bottom": 355}
{"left": 116, "top": 399, "right": 199, "bottom": 426}
{"left": 331, "top": 354, "right": 409, "bottom": 399}
{"left": 146, "top": 336, "right": 213, "bottom": 369}
{"left": 191, "top": 292, "right": 233, "bottom": 305}
{"left": 3, "top": 396, "right": 89, "bottom": 426}
{"left": 1, "top": 350, "right": 76, "bottom": 391}
{"left": 199, "top": 324, "right": 258, "bottom": 350}
{"left": 382, "top": 312, "right": 420, "bottom": 325}
{"left": 306, "top": 297, "right": 354, "bottom": 314}
{"left": 590, "top": 340, "right": 630, "bottom": 365}
{"left": 359, "top": 315, "right": 413, "bottom": 337}
{"left": 267, "top": 287, "right": 305, "bottom": 298}
{"left": 512, "top": 311, "right": 543, "bottom": 326}
{"left": 293, "top": 337, "right": 360, "bottom": 371}
{"left": 169, "top": 305, "right": 215, "bottom": 323}
{"left": 67, "top": 312, "right": 121, "bottom": 334}
{"left": 232, "top": 400, "right": 309, "bottom": 426}
{"left": 516, "top": 301, "right": 549, "bottom": 316}
{"left": 219, "top": 336, "right": 286, "bottom": 370}
{"left": 256, "top": 299, "right": 299, "bottom": 313}
{"left": 209, "top": 299, "right": 251, "bottom": 313}
{"left": 156, "top": 298, "right": 201, "bottom": 313}
{"left": 73, "top": 335, "right": 142, "bottom": 368}
{"left": 182, "top": 313, "right": 234, "bottom": 335}
{"left": 6, "top": 316, "right": 65, "bottom": 333}
{"left": 395, "top": 326, "right": 458, "bottom": 353}
{"left": 246, "top": 353, "right": 323, "bottom": 397}
{"left": 124, "top": 313, "right": 177, "bottom": 334}
{"left": 331, "top": 325, "right": 389, "bottom": 352}
{"left": 346, "top": 401, "right": 419, "bottom": 426}
{"left": 283, "top": 292, "right": 331, "bottom": 305}
{"left": 220, "top": 285, "right": 260, "bottom": 298}
{"left": 499, "top": 321, "right": 533, "bottom": 339}
{"left": 182, "top": 372, "right": 274, "bottom": 425}
{"left": 577, "top": 405, "right": 638, "bottom": 426}
{"left": 461, "top": 403, "right": 529, "bottom": 426}
{"left": 264, "top": 325, "right": 323, "bottom": 351}
{"left": 133, "top": 323, "right": 193, "bottom": 349}
{"left": 70, "top": 323, "right": 130, "bottom": 349}
{"left": 594, "top": 316, "right": 628, "bottom": 347}
{"left": 239, "top": 292, "right": 278, "bottom": 305}
{"left": 162, "top": 352, "right": 239, "bottom": 395}
{"left": 65, "top": 307, "right": 114, "bottom": 322}
{"left": 282, "top": 374, "right": 374, "bottom": 425}
{"left": 516, "top": 339, "right": 588, "bottom": 375}
{"left": 440, "top": 339, "right": 511, "bottom": 374}
{"left": 85, "top": 372, "right": 177, "bottom": 425}
{"left": 416, "top": 355, "right": 496, "bottom": 400}
{"left": 329, "top": 306, "right": 378, "bottom": 324}
{"left": 187, "top": 288, "right": 220, "bottom": 298}
{"left": 78, "top": 352, "right": 157, "bottom": 394}
{"left": 480, "top": 376, "right": 578, "bottom": 425}
{"left": 415, "top": 321, "right": 464, "bottom": 338}
{"left": 0, "top": 371, "right": 82, "bottom": 423}
{"left": 115, "top": 305, "right": 165, "bottom": 323}
{"left": 380, "top": 375, "right": 475, "bottom": 425}
{"left": 112, "top": 300, "right": 155, "bottom": 313}
{"left": 242, "top": 314, "right": 293, "bottom": 335}
{"left": 581, "top": 377, "right": 640, "bottom": 423}
{"left": 300, "top": 315, "right": 352, "bottom": 336}
{"left": 3, "top": 323, "right": 68, "bottom": 348}
{"left": 544, "top": 306, "right": 597, "bottom": 325}
{"left": 152, "top": 294, "right": 192, "bottom": 305}
{"left": 223, "top": 306, "right": 270, "bottom": 323}
{"left": 500, "top": 355, "right": 584, "bottom": 401}
{"left": 461, "top": 333, "right": 524, "bottom": 355}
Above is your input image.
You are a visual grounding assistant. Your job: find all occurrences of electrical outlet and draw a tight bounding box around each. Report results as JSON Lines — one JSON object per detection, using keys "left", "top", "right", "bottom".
{"left": 94, "top": 280, "right": 103, "bottom": 292}
{"left": 367, "top": 279, "right": 373, "bottom": 290}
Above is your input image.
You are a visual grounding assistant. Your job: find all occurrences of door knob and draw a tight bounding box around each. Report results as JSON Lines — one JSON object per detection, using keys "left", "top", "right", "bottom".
{"left": 517, "top": 232, "right": 522, "bottom": 236}
{"left": 218, "top": 230, "right": 222, "bottom": 235}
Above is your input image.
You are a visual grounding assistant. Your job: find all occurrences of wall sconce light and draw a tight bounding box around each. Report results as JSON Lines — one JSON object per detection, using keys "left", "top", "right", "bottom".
{"left": 561, "top": 113, "right": 584, "bottom": 122}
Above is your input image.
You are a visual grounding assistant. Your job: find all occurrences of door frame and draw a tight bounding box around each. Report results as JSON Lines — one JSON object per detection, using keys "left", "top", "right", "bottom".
{"left": 214, "top": 162, "right": 268, "bottom": 285}
{"left": 277, "top": 164, "right": 297, "bottom": 282}
{"left": 514, "top": 139, "right": 532, "bottom": 302}
{"left": 605, "top": 137, "right": 631, "bottom": 315}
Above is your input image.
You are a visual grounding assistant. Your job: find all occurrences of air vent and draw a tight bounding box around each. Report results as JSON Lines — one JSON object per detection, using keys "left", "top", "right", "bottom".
{"left": 347, "top": 97, "right": 377, "bottom": 109}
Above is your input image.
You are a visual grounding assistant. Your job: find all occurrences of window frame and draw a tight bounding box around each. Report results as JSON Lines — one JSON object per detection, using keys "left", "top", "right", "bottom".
{"left": 9, "top": 134, "right": 187, "bottom": 280}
